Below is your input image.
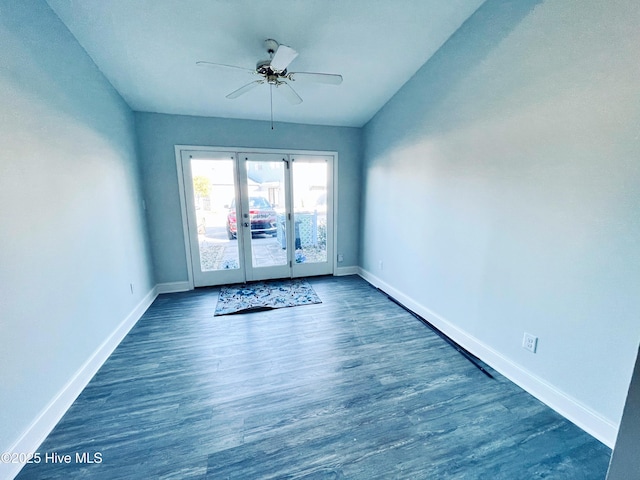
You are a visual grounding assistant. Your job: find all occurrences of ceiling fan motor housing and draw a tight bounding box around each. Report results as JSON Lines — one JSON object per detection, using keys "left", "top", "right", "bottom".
{"left": 256, "top": 59, "right": 288, "bottom": 83}
{"left": 256, "top": 59, "right": 271, "bottom": 72}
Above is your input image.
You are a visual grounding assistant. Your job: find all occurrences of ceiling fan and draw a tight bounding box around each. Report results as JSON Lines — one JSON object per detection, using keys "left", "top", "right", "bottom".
{"left": 197, "top": 39, "right": 343, "bottom": 127}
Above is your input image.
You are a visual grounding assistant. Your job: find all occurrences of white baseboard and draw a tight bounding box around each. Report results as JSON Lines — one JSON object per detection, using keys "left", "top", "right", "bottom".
{"left": 334, "top": 265, "right": 359, "bottom": 276}
{"left": 2, "top": 287, "right": 158, "bottom": 480}
{"left": 358, "top": 268, "right": 618, "bottom": 448}
{"left": 156, "top": 281, "right": 192, "bottom": 293}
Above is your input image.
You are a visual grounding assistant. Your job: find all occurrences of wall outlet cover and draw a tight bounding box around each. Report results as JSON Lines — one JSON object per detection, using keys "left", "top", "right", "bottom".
{"left": 523, "top": 332, "right": 538, "bottom": 353}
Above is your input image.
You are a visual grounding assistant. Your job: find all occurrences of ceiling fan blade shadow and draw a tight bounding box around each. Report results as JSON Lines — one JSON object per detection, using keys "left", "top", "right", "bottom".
{"left": 288, "top": 72, "right": 343, "bottom": 85}
{"left": 226, "top": 80, "right": 264, "bottom": 99}
{"left": 196, "top": 61, "right": 255, "bottom": 74}
{"left": 270, "top": 45, "right": 298, "bottom": 71}
{"left": 275, "top": 82, "right": 302, "bottom": 105}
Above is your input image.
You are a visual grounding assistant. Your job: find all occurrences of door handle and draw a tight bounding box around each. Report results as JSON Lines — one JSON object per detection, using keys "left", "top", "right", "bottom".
{"left": 243, "top": 222, "right": 250, "bottom": 227}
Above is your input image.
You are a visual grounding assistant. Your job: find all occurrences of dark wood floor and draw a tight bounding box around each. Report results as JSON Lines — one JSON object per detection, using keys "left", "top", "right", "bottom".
{"left": 17, "top": 275, "right": 611, "bottom": 479}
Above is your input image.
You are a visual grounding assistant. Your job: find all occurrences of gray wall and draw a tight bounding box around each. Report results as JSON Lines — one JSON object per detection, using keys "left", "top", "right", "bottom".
{"left": 135, "top": 112, "right": 362, "bottom": 284}
{"left": 361, "top": 0, "right": 640, "bottom": 430}
{"left": 0, "top": 0, "right": 153, "bottom": 451}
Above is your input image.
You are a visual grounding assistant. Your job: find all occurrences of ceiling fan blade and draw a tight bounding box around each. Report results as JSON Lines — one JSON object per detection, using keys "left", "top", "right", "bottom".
{"left": 275, "top": 82, "right": 302, "bottom": 105}
{"left": 196, "top": 61, "right": 255, "bottom": 74}
{"left": 288, "top": 72, "right": 343, "bottom": 85}
{"left": 270, "top": 44, "right": 298, "bottom": 71}
{"left": 226, "top": 80, "right": 264, "bottom": 99}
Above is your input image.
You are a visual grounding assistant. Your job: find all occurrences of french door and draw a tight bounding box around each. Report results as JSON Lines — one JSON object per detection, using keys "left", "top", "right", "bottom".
{"left": 179, "top": 148, "right": 334, "bottom": 287}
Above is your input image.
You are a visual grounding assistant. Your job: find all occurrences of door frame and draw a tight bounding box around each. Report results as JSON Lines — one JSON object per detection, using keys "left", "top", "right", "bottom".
{"left": 175, "top": 145, "right": 339, "bottom": 289}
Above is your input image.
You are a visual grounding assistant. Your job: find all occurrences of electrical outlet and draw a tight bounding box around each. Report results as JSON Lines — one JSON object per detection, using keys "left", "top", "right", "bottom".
{"left": 337, "top": 254, "right": 344, "bottom": 263}
{"left": 523, "top": 332, "right": 538, "bottom": 353}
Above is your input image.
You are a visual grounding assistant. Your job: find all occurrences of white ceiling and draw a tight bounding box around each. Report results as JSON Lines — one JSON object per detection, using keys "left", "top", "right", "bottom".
{"left": 45, "top": 0, "right": 485, "bottom": 127}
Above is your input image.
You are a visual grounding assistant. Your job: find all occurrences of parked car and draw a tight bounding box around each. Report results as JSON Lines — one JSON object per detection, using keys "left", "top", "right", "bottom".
{"left": 226, "top": 196, "right": 277, "bottom": 239}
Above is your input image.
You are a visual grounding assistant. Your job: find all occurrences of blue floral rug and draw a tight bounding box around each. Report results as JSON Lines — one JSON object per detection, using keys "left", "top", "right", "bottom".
{"left": 214, "top": 279, "right": 322, "bottom": 316}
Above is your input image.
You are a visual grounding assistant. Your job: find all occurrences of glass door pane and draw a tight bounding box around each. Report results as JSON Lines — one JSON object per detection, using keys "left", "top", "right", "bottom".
{"left": 292, "top": 161, "right": 328, "bottom": 264}
{"left": 182, "top": 151, "right": 245, "bottom": 287}
{"left": 291, "top": 155, "right": 334, "bottom": 277}
{"left": 190, "top": 158, "right": 241, "bottom": 271}
{"left": 240, "top": 154, "right": 292, "bottom": 281}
